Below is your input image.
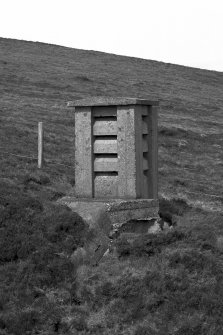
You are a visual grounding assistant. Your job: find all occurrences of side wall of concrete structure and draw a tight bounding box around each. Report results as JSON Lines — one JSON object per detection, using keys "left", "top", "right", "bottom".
{"left": 147, "top": 105, "right": 158, "bottom": 199}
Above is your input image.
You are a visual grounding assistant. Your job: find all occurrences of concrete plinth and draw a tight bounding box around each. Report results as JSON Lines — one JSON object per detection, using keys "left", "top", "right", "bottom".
{"left": 59, "top": 197, "right": 159, "bottom": 233}
{"left": 58, "top": 196, "right": 159, "bottom": 265}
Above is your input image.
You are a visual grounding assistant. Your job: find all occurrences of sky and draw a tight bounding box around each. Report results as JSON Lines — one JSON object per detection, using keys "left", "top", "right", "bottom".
{"left": 1, "top": 0, "right": 223, "bottom": 72}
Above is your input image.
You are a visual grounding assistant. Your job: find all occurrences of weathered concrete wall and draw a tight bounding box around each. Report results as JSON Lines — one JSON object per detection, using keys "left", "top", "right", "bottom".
{"left": 59, "top": 97, "right": 160, "bottom": 263}
{"left": 69, "top": 97, "right": 158, "bottom": 200}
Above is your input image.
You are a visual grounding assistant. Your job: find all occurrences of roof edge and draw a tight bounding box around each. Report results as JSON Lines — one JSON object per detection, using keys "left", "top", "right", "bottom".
{"left": 67, "top": 96, "right": 159, "bottom": 107}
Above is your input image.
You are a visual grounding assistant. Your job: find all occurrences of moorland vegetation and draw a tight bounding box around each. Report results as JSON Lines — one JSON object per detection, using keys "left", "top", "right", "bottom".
{"left": 0, "top": 38, "right": 223, "bottom": 334}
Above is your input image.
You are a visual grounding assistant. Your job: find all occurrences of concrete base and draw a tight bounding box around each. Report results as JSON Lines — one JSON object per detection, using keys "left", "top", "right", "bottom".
{"left": 59, "top": 197, "right": 159, "bottom": 233}
{"left": 58, "top": 197, "right": 159, "bottom": 265}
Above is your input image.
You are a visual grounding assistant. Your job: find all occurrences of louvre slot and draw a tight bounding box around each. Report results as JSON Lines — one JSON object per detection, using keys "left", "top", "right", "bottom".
{"left": 142, "top": 170, "right": 149, "bottom": 197}
{"left": 143, "top": 158, "right": 148, "bottom": 171}
{"left": 94, "top": 153, "right": 117, "bottom": 158}
{"left": 92, "top": 106, "right": 117, "bottom": 117}
{"left": 142, "top": 115, "right": 149, "bottom": 134}
{"left": 143, "top": 152, "right": 149, "bottom": 171}
{"left": 93, "top": 116, "right": 117, "bottom": 121}
{"left": 95, "top": 171, "right": 118, "bottom": 176}
{"left": 142, "top": 113, "right": 154, "bottom": 134}
{"left": 141, "top": 108, "right": 149, "bottom": 116}
{"left": 94, "top": 135, "right": 117, "bottom": 140}
{"left": 142, "top": 135, "right": 148, "bottom": 152}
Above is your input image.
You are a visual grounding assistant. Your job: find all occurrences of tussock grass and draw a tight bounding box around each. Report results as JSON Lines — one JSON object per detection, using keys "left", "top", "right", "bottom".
{"left": 0, "top": 37, "right": 222, "bottom": 208}
{"left": 0, "top": 38, "right": 223, "bottom": 334}
{"left": 1, "top": 183, "right": 223, "bottom": 334}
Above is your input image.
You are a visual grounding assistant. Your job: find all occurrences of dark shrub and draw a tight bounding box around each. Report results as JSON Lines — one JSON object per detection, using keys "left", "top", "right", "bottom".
{"left": 175, "top": 317, "right": 204, "bottom": 335}
{"left": 23, "top": 172, "right": 51, "bottom": 186}
{"left": 0, "top": 184, "right": 89, "bottom": 334}
{"left": 0, "top": 193, "right": 43, "bottom": 215}
{"left": 159, "top": 198, "right": 191, "bottom": 225}
{"left": 187, "top": 228, "right": 218, "bottom": 253}
{"left": 135, "top": 325, "right": 162, "bottom": 335}
{"left": 168, "top": 249, "right": 211, "bottom": 272}
{"left": 1, "top": 308, "right": 40, "bottom": 335}
{"left": 116, "top": 230, "right": 185, "bottom": 258}
{"left": 0, "top": 196, "right": 87, "bottom": 263}
{"left": 113, "top": 275, "right": 145, "bottom": 301}
{"left": 44, "top": 204, "right": 87, "bottom": 253}
{"left": 94, "top": 281, "right": 114, "bottom": 306}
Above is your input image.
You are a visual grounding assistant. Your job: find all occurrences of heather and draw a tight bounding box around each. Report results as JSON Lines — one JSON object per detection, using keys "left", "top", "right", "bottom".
{"left": 0, "top": 37, "right": 223, "bottom": 334}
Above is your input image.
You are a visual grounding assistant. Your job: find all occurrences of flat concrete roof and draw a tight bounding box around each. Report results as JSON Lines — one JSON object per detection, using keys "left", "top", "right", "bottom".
{"left": 67, "top": 96, "right": 159, "bottom": 107}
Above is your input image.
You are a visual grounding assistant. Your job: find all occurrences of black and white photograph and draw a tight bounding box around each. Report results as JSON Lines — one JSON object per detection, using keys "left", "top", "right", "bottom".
{"left": 0, "top": 0, "right": 223, "bottom": 334}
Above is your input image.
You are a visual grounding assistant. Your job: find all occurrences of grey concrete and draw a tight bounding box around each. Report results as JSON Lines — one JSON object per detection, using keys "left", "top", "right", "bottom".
{"left": 69, "top": 96, "right": 159, "bottom": 201}
{"left": 58, "top": 196, "right": 159, "bottom": 265}
{"left": 59, "top": 197, "right": 159, "bottom": 231}
{"left": 65, "top": 96, "right": 159, "bottom": 248}
{"left": 68, "top": 96, "right": 159, "bottom": 107}
{"left": 74, "top": 107, "right": 93, "bottom": 197}
{"left": 117, "top": 105, "right": 139, "bottom": 198}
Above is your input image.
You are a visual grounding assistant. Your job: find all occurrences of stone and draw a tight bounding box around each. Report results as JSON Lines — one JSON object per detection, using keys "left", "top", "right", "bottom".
{"left": 147, "top": 220, "right": 162, "bottom": 234}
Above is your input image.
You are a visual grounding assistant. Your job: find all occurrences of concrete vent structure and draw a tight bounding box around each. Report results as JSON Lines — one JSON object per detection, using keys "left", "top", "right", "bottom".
{"left": 68, "top": 97, "right": 158, "bottom": 200}
{"left": 61, "top": 97, "right": 159, "bottom": 238}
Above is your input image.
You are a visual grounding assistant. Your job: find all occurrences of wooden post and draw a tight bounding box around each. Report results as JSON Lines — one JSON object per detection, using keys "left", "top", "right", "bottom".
{"left": 38, "top": 122, "right": 43, "bottom": 168}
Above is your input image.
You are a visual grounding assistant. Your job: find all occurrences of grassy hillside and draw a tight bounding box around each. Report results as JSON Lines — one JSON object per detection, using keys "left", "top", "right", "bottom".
{"left": 0, "top": 37, "right": 223, "bottom": 209}
{"left": 0, "top": 38, "right": 223, "bottom": 335}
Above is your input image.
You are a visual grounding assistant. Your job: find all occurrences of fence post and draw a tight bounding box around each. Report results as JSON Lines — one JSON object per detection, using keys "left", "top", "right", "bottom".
{"left": 38, "top": 122, "right": 43, "bottom": 168}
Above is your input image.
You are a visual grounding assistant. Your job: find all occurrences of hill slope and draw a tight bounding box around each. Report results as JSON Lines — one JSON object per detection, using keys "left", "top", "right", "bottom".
{"left": 0, "top": 37, "right": 223, "bottom": 209}
{"left": 0, "top": 38, "right": 223, "bottom": 335}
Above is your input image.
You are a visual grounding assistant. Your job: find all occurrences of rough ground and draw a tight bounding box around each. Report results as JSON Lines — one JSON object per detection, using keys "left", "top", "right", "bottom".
{"left": 0, "top": 37, "right": 223, "bottom": 334}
